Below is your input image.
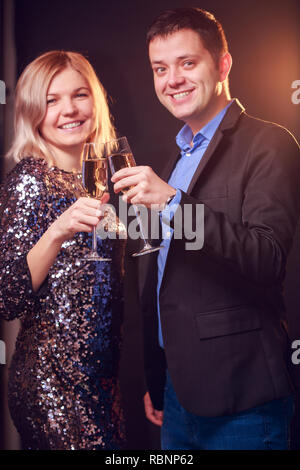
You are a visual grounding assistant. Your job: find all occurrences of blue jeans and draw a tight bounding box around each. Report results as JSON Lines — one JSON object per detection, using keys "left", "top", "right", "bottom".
{"left": 161, "top": 371, "right": 294, "bottom": 450}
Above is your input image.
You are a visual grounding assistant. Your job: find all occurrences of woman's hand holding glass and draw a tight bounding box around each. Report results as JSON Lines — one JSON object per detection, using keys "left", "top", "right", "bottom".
{"left": 48, "top": 195, "right": 109, "bottom": 245}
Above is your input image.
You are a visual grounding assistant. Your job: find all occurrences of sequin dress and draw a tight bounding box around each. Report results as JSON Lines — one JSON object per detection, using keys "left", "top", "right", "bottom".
{"left": 0, "top": 156, "right": 127, "bottom": 450}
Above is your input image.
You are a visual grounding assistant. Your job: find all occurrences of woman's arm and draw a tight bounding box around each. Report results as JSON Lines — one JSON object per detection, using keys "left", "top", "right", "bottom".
{"left": 26, "top": 196, "right": 106, "bottom": 292}
{"left": 0, "top": 163, "right": 107, "bottom": 320}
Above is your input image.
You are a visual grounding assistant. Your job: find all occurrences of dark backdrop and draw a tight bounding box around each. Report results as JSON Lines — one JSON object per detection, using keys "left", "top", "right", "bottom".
{"left": 0, "top": 0, "right": 4, "bottom": 450}
{"left": 3, "top": 0, "right": 300, "bottom": 449}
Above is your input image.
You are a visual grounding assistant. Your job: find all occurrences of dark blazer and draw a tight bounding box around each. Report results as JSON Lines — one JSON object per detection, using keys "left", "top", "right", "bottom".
{"left": 141, "top": 99, "right": 300, "bottom": 417}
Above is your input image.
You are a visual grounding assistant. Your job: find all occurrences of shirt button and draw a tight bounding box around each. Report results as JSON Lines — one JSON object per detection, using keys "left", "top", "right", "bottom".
{"left": 166, "top": 231, "right": 171, "bottom": 239}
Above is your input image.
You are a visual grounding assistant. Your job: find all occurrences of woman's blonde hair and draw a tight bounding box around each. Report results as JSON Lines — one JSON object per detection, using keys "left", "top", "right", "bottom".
{"left": 7, "top": 50, "right": 116, "bottom": 164}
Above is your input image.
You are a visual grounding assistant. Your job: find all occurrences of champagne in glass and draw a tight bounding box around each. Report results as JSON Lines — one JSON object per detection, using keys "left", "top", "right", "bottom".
{"left": 108, "top": 153, "right": 135, "bottom": 194}
{"left": 106, "top": 137, "right": 161, "bottom": 257}
{"left": 82, "top": 143, "right": 111, "bottom": 261}
{"left": 82, "top": 159, "right": 107, "bottom": 199}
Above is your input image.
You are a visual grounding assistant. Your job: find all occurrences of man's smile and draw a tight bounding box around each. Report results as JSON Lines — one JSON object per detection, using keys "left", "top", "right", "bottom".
{"left": 168, "top": 88, "right": 195, "bottom": 102}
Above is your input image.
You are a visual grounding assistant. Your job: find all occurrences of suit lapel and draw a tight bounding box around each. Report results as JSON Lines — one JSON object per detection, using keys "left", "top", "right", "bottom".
{"left": 187, "top": 128, "right": 224, "bottom": 194}
{"left": 187, "top": 99, "right": 245, "bottom": 194}
{"left": 160, "top": 99, "right": 245, "bottom": 194}
{"left": 160, "top": 151, "right": 181, "bottom": 182}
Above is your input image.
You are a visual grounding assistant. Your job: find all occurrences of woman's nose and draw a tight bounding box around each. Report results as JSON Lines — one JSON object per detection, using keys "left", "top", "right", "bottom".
{"left": 61, "top": 98, "right": 77, "bottom": 115}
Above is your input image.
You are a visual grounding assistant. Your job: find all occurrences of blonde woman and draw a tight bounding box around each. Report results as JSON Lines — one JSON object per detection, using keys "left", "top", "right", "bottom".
{"left": 0, "top": 51, "right": 126, "bottom": 450}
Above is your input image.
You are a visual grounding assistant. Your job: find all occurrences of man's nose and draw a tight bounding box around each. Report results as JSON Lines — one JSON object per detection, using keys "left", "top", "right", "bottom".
{"left": 167, "top": 68, "right": 185, "bottom": 88}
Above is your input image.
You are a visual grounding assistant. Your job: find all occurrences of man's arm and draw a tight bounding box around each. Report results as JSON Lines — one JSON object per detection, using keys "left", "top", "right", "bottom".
{"left": 111, "top": 165, "right": 176, "bottom": 210}
{"left": 112, "top": 126, "right": 300, "bottom": 286}
{"left": 144, "top": 391, "right": 163, "bottom": 427}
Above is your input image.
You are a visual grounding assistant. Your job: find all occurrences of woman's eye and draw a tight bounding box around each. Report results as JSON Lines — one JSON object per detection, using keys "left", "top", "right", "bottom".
{"left": 76, "top": 93, "right": 88, "bottom": 98}
{"left": 46, "top": 98, "right": 56, "bottom": 105}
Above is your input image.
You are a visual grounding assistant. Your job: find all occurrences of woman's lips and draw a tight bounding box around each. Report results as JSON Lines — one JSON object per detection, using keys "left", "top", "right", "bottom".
{"left": 58, "top": 120, "right": 84, "bottom": 130}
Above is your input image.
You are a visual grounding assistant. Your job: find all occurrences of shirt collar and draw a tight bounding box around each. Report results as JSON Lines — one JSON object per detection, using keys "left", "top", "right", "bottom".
{"left": 176, "top": 100, "right": 234, "bottom": 153}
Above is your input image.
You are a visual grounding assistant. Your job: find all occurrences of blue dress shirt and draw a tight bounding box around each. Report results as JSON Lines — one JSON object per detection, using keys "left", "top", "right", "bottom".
{"left": 157, "top": 102, "right": 233, "bottom": 348}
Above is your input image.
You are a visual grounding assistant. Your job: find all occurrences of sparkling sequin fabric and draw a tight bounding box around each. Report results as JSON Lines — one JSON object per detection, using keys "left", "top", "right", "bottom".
{"left": 0, "top": 156, "right": 127, "bottom": 450}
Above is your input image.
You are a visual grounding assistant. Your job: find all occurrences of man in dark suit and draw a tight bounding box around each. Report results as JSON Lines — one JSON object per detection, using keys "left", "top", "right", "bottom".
{"left": 111, "top": 7, "right": 300, "bottom": 449}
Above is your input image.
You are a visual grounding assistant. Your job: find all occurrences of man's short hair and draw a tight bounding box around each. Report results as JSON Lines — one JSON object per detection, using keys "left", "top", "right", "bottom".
{"left": 147, "top": 7, "right": 228, "bottom": 66}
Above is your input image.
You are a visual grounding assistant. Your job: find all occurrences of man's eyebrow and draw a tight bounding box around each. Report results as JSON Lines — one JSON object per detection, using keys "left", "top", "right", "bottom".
{"left": 177, "top": 54, "right": 198, "bottom": 60}
{"left": 151, "top": 54, "right": 198, "bottom": 65}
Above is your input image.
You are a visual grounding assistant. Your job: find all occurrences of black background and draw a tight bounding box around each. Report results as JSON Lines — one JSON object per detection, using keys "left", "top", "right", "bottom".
{"left": 1, "top": 0, "right": 300, "bottom": 449}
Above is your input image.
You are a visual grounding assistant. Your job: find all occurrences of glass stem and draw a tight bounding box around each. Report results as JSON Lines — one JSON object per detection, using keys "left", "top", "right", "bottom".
{"left": 92, "top": 226, "right": 97, "bottom": 253}
{"left": 133, "top": 205, "right": 148, "bottom": 245}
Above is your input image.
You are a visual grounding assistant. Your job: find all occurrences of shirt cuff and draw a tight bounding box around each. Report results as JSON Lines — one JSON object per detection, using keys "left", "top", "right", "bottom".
{"left": 164, "top": 188, "right": 181, "bottom": 210}
{"left": 160, "top": 189, "right": 182, "bottom": 225}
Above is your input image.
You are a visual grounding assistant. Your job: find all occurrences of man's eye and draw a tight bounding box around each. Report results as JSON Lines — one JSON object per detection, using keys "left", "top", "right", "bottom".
{"left": 155, "top": 67, "right": 166, "bottom": 75}
{"left": 183, "top": 61, "right": 194, "bottom": 68}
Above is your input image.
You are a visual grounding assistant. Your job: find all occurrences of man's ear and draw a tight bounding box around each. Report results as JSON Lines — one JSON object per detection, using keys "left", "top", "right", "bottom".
{"left": 219, "top": 52, "right": 232, "bottom": 82}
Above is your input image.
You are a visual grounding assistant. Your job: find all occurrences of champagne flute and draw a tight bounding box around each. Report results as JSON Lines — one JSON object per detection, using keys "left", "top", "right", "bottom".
{"left": 106, "top": 137, "right": 162, "bottom": 257}
{"left": 81, "top": 142, "right": 111, "bottom": 261}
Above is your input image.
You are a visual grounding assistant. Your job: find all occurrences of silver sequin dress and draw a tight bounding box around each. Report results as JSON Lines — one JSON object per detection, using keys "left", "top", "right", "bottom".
{"left": 0, "top": 156, "right": 127, "bottom": 450}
